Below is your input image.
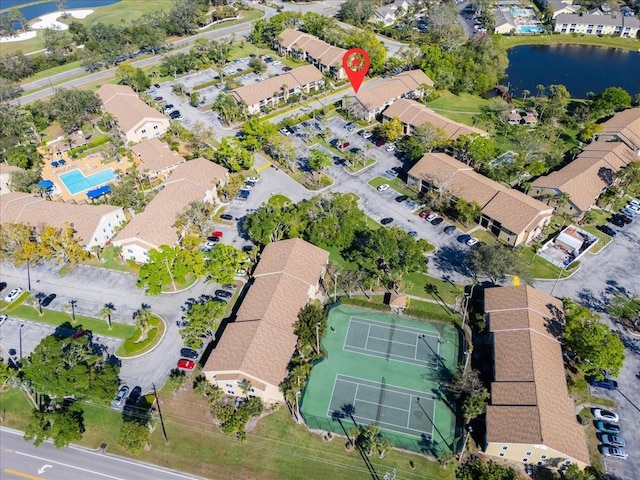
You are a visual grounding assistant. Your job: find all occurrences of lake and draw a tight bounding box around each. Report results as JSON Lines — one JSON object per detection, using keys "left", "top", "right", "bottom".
{"left": 504, "top": 44, "right": 640, "bottom": 99}
{"left": 2, "top": 0, "right": 119, "bottom": 22}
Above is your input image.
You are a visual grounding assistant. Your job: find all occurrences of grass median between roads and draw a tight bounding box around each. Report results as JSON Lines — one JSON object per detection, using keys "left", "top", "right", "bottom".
{"left": 115, "top": 314, "right": 165, "bottom": 357}
{"left": 8, "top": 303, "right": 135, "bottom": 340}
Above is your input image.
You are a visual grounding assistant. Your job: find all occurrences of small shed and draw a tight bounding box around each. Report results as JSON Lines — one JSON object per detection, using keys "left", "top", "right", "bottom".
{"left": 555, "top": 229, "right": 583, "bottom": 255}
{"left": 385, "top": 292, "right": 407, "bottom": 313}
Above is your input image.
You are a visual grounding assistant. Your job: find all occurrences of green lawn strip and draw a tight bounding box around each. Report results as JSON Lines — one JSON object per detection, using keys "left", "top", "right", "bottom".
{"left": 468, "top": 229, "right": 498, "bottom": 245}
{"left": 198, "top": 8, "right": 264, "bottom": 33}
{"left": 579, "top": 407, "right": 605, "bottom": 476}
{"left": 0, "top": 389, "right": 34, "bottom": 430}
{"left": 81, "top": 0, "right": 175, "bottom": 27}
{"left": 426, "top": 91, "right": 491, "bottom": 125}
{"left": 402, "top": 271, "right": 464, "bottom": 305}
{"left": 345, "top": 157, "right": 375, "bottom": 174}
{"left": 498, "top": 33, "right": 640, "bottom": 52}
{"left": 84, "top": 246, "right": 140, "bottom": 275}
{"left": 580, "top": 225, "right": 613, "bottom": 254}
{"left": 19, "top": 60, "right": 84, "bottom": 85}
{"left": 405, "top": 298, "right": 458, "bottom": 323}
{"left": 368, "top": 176, "right": 416, "bottom": 198}
{"left": 115, "top": 314, "right": 165, "bottom": 357}
{"left": 9, "top": 304, "right": 135, "bottom": 340}
{"left": 268, "top": 194, "right": 291, "bottom": 207}
{"left": 4, "top": 291, "right": 30, "bottom": 311}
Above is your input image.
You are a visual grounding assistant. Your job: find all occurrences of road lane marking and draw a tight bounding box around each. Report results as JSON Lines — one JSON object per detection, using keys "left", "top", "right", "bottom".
{"left": 15, "top": 452, "right": 123, "bottom": 480}
{"left": 2, "top": 469, "right": 44, "bottom": 480}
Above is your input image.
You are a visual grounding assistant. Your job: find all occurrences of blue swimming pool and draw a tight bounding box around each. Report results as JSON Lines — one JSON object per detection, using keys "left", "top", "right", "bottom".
{"left": 517, "top": 25, "right": 545, "bottom": 33}
{"left": 59, "top": 168, "right": 116, "bottom": 195}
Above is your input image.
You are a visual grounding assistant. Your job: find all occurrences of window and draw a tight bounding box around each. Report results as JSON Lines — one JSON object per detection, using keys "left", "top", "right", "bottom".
{"left": 525, "top": 451, "right": 532, "bottom": 456}
{"left": 499, "top": 453, "right": 505, "bottom": 457}
{"left": 501, "top": 446, "right": 508, "bottom": 451}
{"left": 250, "top": 388, "right": 255, "bottom": 392}
{"left": 564, "top": 460, "right": 572, "bottom": 466}
{"left": 153, "top": 125, "right": 158, "bottom": 130}
{"left": 540, "top": 455, "right": 547, "bottom": 460}
{"left": 227, "top": 390, "right": 234, "bottom": 395}
{"left": 127, "top": 249, "right": 133, "bottom": 253}
{"left": 141, "top": 129, "right": 147, "bottom": 134}
{"left": 225, "top": 383, "right": 233, "bottom": 388}
{"left": 537, "top": 461, "right": 543, "bottom": 466}
{"left": 522, "top": 458, "right": 528, "bottom": 463}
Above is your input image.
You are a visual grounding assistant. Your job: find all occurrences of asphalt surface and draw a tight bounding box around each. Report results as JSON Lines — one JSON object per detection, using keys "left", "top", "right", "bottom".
{"left": 0, "top": 427, "right": 203, "bottom": 480}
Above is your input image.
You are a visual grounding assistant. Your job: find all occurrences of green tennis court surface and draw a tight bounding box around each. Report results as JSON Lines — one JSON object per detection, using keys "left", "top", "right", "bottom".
{"left": 301, "top": 304, "right": 462, "bottom": 455}
{"left": 328, "top": 375, "right": 435, "bottom": 439}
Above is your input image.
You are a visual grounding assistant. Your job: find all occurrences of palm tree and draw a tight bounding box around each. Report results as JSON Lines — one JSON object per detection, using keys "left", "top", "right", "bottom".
{"left": 100, "top": 303, "right": 115, "bottom": 330}
{"left": 135, "top": 303, "right": 152, "bottom": 336}
{"left": 238, "top": 378, "right": 252, "bottom": 398}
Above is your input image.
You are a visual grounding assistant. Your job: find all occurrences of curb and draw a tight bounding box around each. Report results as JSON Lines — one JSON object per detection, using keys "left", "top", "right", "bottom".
{"left": 161, "top": 278, "right": 198, "bottom": 295}
{"left": 114, "top": 314, "right": 168, "bottom": 360}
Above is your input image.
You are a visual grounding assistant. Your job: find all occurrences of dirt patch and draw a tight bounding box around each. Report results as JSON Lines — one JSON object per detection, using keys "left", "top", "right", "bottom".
{"left": 159, "top": 382, "right": 215, "bottom": 432}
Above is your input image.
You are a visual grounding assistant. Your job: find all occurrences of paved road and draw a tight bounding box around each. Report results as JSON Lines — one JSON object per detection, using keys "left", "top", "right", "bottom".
{"left": 0, "top": 427, "right": 203, "bottom": 480}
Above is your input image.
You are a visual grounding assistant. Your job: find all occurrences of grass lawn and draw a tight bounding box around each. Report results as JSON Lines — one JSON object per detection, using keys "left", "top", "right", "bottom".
{"left": 19, "top": 60, "right": 84, "bottom": 85}
{"left": 368, "top": 176, "right": 417, "bottom": 197}
{"left": 345, "top": 157, "right": 375, "bottom": 174}
{"left": 406, "top": 298, "right": 458, "bottom": 323}
{"left": 427, "top": 91, "right": 492, "bottom": 125}
{"left": 81, "top": 0, "right": 175, "bottom": 27}
{"left": 403, "top": 271, "right": 464, "bottom": 305}
{"left": 498, "top": 33, "right": 640, "bottom": 52}
{"left": 84, "top": 246, "right": 140, "bottom": 275}
{"left": 581, "top": 225, "right": 613, "bottom": 254}
{"left": 115, "top": 314, "right": 165, "bottom": 357}
{"left": 9, "top": 302, "right": 135, "bottom": 340}
{"left": 199, "top": 8, "right": 264, "bottom": 33}
{"left": 0, "top": 387, "right": 452, "bottom": 480}
{"left": 579, "top": 407, "right": 605, "bottom": 475}
{"left": 518, "top": 248, "right": 578, "bottom": 280}
{"left": 268, "top": 194, "right": 291, "bottom": 208}
{"left": 5, "top": 291, "right": 30, "bottom": 311}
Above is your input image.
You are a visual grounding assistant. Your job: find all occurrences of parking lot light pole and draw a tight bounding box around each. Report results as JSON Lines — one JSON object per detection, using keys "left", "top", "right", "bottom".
{"left": 19, "top": 324, "right": 24, "bottom": 360}
{"left": 333, "top": 272, "right": 339, "bottom": 302}
{"left": 295, "top": 390, "right": 302, "bottom": 423}
{"left": 316, "top": 322, "right": 321, "bottom": 353}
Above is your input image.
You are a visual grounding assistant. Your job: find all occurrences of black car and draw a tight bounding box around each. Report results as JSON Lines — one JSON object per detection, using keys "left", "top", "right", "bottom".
{"left": 169, "top": 110, "right": 181, "bottom": 119}
{"left": 40, "top": 293, "right": 56, "bottom": 307}
{"left": 598, "top": 225, "right": 617, "bottom": 237}
{"left": 395, "top": 195, "right": 408, "bottom": 203}
{"left": 215, "top": 289, "right": 233, "bottom": 299}
{"left": 164, "top": 103, "right": 174, "bottom": 111}
{"left": 242, "top": 245, "right": 254, "bottom": 252}
{"left": 206, "top": 236, "right": 221, "bottom": 242}
{"left": 588, "top": 377, "right": 619, "bottom": 390}
{"left": 381, "top": 217, "right": 394, "bottom": 225}
{"left": 613, "top": 213, "right": 632, "bottom": 224}
{"left": 180, "top": 347, "right": 199, "bottom": 359}
{"left": 609, "top": 217, "right": 625, "bottom": 228}
{"left": 0, "top": 282, "right": 6, "bottom": 293}
{"left": 154, "top": 83, "right": 160, "bottom": 88}
{"left": 431, "top": 217, "right": 444, "bottom": 225}
{"left": 220, "top": 214, "right": 234, "bottom": 221}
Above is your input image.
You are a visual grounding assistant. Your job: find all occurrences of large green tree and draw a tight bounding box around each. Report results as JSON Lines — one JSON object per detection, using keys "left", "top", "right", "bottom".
{"left": 181, "top": 296, "right": 227, "bottom": 349}
{"left": 563, "top": 299, "right": 625, "bottom": 379}
{"left": 607, "top": 291, "right": 640, "bottom": 329}
{"left": 48, "top": 88, "right": 101, "bottom": 132}
{"left": 295, "top": 303, "right": 326, "bottom": 353}
{"left": 137, "top": 245, "right": 205, "bottom": 295}
{"left": 22, "top": 332, "right": 120, "bottom": 402}
{"left": 213, "top": 137, "right": 253, "bottom": 172}
{"left": 468, "top": 245, "right": 532, "bottom": 285}
{"left": 24, "top": 403, "right": 84, "bottom": 448}
{"left": 204, "top": 244, "right": 248, "bottom": 285}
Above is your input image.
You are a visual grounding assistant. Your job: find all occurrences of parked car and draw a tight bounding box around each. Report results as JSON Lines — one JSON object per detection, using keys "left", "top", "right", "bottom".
{"left": 112, "top": 385, "right": 130, "bottom": 407}
{"left": 466, "top": 237, "right": 479, "bottom": 246}
{"left": 222, "top": 283, "right": 237, "bottom": 291}
{"left": 0, "top": 282, "right": 6, "bottom": 293}
{"left": 154, "top": 96, "right": 163, "bottom": 102}
{"left": 220, "top": 214, "right": 234, "bottom": 221}
{"left": 385, "top": 169, "right": 398, "bottom": 177}
{"left": 41, "top": 293, "right": 56, "bottom": 307}
{"left": 247, "top": 176, "right": 260, "bottom": 183}
{"left": 601, "top": 446, "right": 628, "bottom": 459}
{"left": 380, "top": 217, "right": 394, "bottom": 225}
{"left": 0, "top": 315, "right": 7, "bottom": 327}
{"left": 180, "top": 348, "right": 199, "bottom": 359}
{"left": 426, "top": 213, "right": 438, "bottom": 222}
{"left": 385, "top": 144, "right": 396, "bottom": 152}
{"left": 593, "top": 409, "right": 619, "bottom": 422}
{"left": 620, "top": 207, "right": 638, "bottom": 217}
{"left": 444, "top": 225, "right": 456, "bottom": 234}
{"left": 164, "top": 104, "right": 174, "bottom": 112}
{"left": 601, "top": 434, "right": 626, "bottom": 447}
{"left": 419, "top": 210, "right": 429, "bottom": 219}
{"left": 215, "top": 289, "right": 233, "bottom": 300}
{"left": 457, "top": 234, "right": 472, "bottom": 243}
{"left": 344, "top": 123, "right": 356, "bottom": 132}
{"left": 408, "top": 231, "right": 418, "bottom": 237}
{"left": 242, "top": 245, "right": 254, "bottom": 253}
{"left": 588, "top": 377, "right": 618, "bottom": 390}
{"left": 597, "top": 225, "right": 617, "bottom": 237}
{"left": 169, "top": 110, "right": 181, "bottom": 119}
{"left": 375, "top": 139, "right": 386, "bottom": 147}
{"left": 4, "top": 287, "right": 23, "bottom": 303}
{"left": 279, "top": 128, "right": 291, "bottom": 136}
{"left": 595, "top": 421, "right": 621, "bottom": 435}
{"left": 177, "top": 358, "right": 196, "bottom": 371}
{"left": 377, "top": 184, "right": 390, "bottom": 192}
{"left": 430, "top": 217, "right": 443, "bottom": 226}
{"left": 360, "top": 131, "right": 373, "bottom": 139}
{"left": 609, "top": 217, "right": 625, "bottom": 228}
{"left": 206, "top": 236, "right": 220, "bottom": 243}
{"left": 153, "top": 83, "right": 161, "bottom": 88}
{"left": 235, "top": 268, "right": 247, "bottom": 276}
{"left": 613, "top": 213, "right": 632, "bottom": 224}
{"left": 395, "top": 195, "right": 408, "bottom": 203}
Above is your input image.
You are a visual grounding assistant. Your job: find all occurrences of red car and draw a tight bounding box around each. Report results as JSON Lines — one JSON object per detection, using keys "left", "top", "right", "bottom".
{"left": 177, "top": 358, "right": 195, "bottom": 371}
{"left": 419, "top": 210, "right": 430, "bottom": 219}
{"left": 154, "top": 96, "right": 163, "bottom": 102}
{"left": 210, "top": 231, "right": 223, "bottom": 238}
{"left": 375, "top": 139, "right": 386, "bottom": 147}
{"left": 339, "top": 142, "right": 350, "bottom": 150}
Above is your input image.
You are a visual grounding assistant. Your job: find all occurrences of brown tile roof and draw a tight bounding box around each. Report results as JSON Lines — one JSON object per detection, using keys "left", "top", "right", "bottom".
{"left": 96, "top": 84, "right": 168, "bottom": 134}
{"left": 203, "top": 239, "right": 328, "bottom": 387}
{"left": 409, "top": 153, "right": 552, "bottom": 235}
{"left": 355, "top": 70, "right": 433, "bottom": 112}
{"left": 0, "top": 164, "right": 23, "bottom": 175}
{"left": 113, "top": 158, "right": 227, "bottom": 248}
{"left": 531, "top": 141, "right": 637, "bottom": 211}
{"left": 597, "top": 107, "right": 640, "bottom": 150}
{"left": 0, "top": 192, "right": 122, "bottom": 244}
{"left": 231, "top": 65, "right": 323, "bottom": 107}
{"left": 485, "top": 285, "right": 589, "bottom": 465}
{"left": 253, "top": 238, "right": 330, "bottom": 286}
{"left": 278, "top": 29, "right": 346, "bottom": 67}
{"left": 131, "top": 138, "right": 186, "bottom": 174}
{"left": 382, "top": 99, "right": 488, "bottom": 139}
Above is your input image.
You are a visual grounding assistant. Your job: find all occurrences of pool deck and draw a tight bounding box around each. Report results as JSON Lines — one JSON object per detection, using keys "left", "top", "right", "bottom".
{"left": 40, "top": 150, "right": 133, "bottom": 203}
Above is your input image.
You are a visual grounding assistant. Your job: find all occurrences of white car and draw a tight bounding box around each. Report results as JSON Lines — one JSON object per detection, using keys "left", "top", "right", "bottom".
{"left": 426, "top": 213, "right": 438, "bottom": 222}
{"left": 243, "top": 184, "right": 253, "bottom": 191}
{"left": 0, "top": 315, "right": 7, "bottom": 327}
{"left": 621, "top": 207, "right": 638, "bottom": 217}
{"left": 466, "top": 237, "right": 479, "bottom": 247}
{"left": 360, "top": 131, "right": 373, "bottom": 139}
{"left": 593, "top": 409, "right": 619, "bottom": 422}
{"left": 601, "top": 446, "right": 628, "bottom": 459}
{"left": 247, "top": 176, "right": 260, "bottom": 183}
{"left": 4, "top": 288, "right": 23, "bottom": 303}
{"left": 377, "top": 184, "right": 390, "bottom": 192}
{"left": 626, "top": 203, "right": 640, "bottom": 213}
{"left": 385, "top": 144, "right": 396, "bottom": 152}
{"left": 628, "top": 198, "right": 640, "bottom": 207}
{"left": 272, "top": 60, "right": 282, "bottom": 66}
{"left": 279, "top": 128, "right": 291, "bottom": 136}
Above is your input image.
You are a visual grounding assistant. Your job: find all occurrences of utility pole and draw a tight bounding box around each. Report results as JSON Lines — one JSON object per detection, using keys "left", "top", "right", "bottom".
{"left": 152, "top": 383, "right": 168, "bottom": 444}
{"left": 315, "top": 322, "right": 321, "bottom": 353}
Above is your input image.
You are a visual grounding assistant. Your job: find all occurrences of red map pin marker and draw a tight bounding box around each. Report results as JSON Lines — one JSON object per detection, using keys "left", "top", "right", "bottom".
{"left": 343, "top": 48, "right": 370, "bottom": 94}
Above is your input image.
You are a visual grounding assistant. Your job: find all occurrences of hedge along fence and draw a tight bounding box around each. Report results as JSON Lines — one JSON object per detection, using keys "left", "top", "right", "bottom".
{"left": 339, "top": 296, "right": 458, "bottom": 324}
{"left": 69, "top": 136, "right": 110, "bottom": 157}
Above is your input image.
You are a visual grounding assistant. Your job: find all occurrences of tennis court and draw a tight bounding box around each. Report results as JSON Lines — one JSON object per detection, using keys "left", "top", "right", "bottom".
{"left": 328, "top": 374, "right": 435, "bottom": 439}
{"left": 301, "top": 304, "right": 462, "bottom": 455}
{"left": 344, "top": 316, "right": 441, "bottom": 368}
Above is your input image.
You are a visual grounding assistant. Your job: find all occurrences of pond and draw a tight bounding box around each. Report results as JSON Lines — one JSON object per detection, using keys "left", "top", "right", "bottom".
{"left": 504, "top": 44, "right": 640, "bottom": 99}
{"left": 3, "top": 0, "right": 119, "bottom": 22}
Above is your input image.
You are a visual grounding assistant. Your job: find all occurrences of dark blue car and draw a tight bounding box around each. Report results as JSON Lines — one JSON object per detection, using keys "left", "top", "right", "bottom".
{"left": 588, "top": 377, "right": 618, "bottom": 390}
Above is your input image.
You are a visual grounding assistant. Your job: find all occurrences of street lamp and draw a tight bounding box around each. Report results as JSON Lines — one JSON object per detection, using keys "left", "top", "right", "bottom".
{"left": 333, "top": 272, "right": 340, "bottom": 303}
{"left": 19, "top": 324, "right": 24, "bottom": 360}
